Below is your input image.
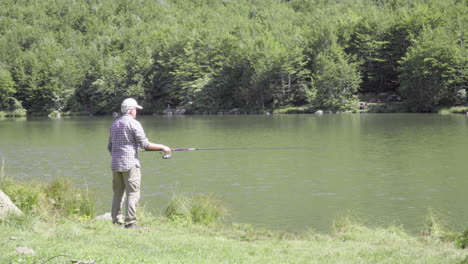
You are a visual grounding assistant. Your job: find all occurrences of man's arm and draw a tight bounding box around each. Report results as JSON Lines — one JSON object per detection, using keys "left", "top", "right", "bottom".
{"left": 145, "top": 142, "right": 171, "bottom": 154}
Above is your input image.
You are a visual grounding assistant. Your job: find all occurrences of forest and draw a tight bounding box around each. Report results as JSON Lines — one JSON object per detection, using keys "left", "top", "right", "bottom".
{"left": 0, "top": 0, "right": 466, "bottom": 115}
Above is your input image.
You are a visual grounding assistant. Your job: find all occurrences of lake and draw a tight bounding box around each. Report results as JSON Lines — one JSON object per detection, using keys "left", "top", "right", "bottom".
{"left": 0, "top": 113, "right": 467, "bottom": 233}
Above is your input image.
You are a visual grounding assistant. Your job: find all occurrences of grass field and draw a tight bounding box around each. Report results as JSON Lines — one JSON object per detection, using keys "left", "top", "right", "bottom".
{"left": 1, "top": 178, "right": 467, "bottom": 264}
{"left": 1, "top": 214, "right": 468, "bottom": 264}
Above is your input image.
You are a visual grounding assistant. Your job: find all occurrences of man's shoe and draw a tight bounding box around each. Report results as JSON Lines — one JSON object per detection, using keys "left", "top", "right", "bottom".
{"left": 113, "top": 221, "right": 124, "bottom": 227}
{"left": 124, "top": 223, "right": 143, "bottom": 229}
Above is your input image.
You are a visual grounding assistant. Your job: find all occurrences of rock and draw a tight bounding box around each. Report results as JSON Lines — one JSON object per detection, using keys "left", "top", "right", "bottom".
{"left": 95, "top": 212, "right": 112, "bottom": 221}
{"left": 163, "top": 106, "right": 186, "bottom": 115}
{"left": 162, "top": 109, "right": 174, "bottom": 115}
{"left": 314, "top": 110, "right": 323, "bottom": 115}
{"left": 0, "top": 190, "right": 22, "bottom": 218}
{"left": 174, "top": 107, "right": 186, "bottom": 115}
{"left": 228, "top": 108, "right": 241, "bottom": 114}
{"left": 15, "top": 247, "right": 35, "bottom": 256}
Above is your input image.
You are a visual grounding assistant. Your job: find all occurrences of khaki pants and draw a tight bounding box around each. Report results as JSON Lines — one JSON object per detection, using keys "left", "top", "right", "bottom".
{"left": 111, "top": 167, "right": 141, "bottom": 225}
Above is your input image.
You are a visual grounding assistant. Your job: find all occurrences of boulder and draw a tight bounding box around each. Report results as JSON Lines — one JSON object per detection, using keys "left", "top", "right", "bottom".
{"left": 0, "top": 190, "right": 22, "bottom": 218}
{"left": 95, "top": 212, "right": 112, "bottom": 221}
{"left": 314, "top": 110, "right": 324, "bottom": 115}
{"left": 162, "top": 109, "right": 174, "bottom": 115}
{"left": 163, "top": 106, "right": 186, "bottom": 115}
{"left": 174, "top": 107, "right": 186, "bottom": 115}
{"left": 15, "top": 247, "right": 35, "bottom": 256}
{"left": 228, "top": 108, "right": 241, "bottom": 114}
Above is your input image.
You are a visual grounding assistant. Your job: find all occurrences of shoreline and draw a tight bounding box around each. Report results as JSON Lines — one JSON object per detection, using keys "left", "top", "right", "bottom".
{"left": 3, "top": 101, "right": 468, "bottom": 118}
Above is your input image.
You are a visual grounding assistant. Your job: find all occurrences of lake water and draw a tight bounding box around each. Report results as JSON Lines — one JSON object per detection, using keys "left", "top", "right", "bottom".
{"left": 0, "top": 114, "right": 467, "bottom": 233}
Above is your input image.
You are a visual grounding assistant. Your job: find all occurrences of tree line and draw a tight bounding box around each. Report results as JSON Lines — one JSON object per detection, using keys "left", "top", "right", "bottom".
{"left": 0, "top": 0, "right": 466, "bottom": 115}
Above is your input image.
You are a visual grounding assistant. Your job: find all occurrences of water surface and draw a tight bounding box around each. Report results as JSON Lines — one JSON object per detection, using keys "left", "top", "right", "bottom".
{"left": 1, "top": 114, "right": 467, "bottom": 233}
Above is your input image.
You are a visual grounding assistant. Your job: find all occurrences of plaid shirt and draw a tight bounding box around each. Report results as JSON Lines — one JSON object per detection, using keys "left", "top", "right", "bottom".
{"left": 108, "top": 114, "right": 149, "bottom": 172}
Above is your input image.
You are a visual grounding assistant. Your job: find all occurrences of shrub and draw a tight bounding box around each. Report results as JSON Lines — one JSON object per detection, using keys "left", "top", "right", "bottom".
{"left": 1, "top": 178, "right": 95, "bottom": 220}
{"left": 456, "top": 228, "right": 468, "bottom": 249}
{"left": 164, "top": 193, "right": 228, "bottom": 225}
{"left": 44, "top": 179, "right": 96, "bottom": 219}
{"left": 2, "top": 180, "right": 44, "bottom": 213}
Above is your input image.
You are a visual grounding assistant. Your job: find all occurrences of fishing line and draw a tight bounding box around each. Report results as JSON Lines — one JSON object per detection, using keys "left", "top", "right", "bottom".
{"left": 158, "top": 147, "right": 325, "bottom": 159}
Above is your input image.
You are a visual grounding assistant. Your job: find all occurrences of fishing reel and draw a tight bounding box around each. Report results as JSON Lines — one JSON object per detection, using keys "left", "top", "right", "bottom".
{"left": 161, "top": 152, "right": 171, "bottom": 159}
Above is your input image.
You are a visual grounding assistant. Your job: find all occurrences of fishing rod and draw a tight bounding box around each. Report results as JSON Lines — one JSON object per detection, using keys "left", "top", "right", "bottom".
{"left": 159, "top": 147, "right": 323, "bottom": 159}
{"left": 171, "top": 147, "right": 318, "bottom": 151}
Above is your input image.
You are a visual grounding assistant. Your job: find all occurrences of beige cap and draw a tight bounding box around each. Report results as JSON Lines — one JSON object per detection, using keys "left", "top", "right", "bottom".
{"left": 121, "top": 98, "right": 143, "bottom": 113}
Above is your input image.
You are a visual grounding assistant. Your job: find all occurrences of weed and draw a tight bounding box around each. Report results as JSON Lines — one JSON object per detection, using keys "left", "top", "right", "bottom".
{"left": 0, "top": 155, "right": 5, "bottom": 187}
{"left": 44, "top": 179, "right": 96, "bottom": 219}
{"left": 2, "top": 180, "right": 44, "bottom": 213}
{"left": 332, "top": 211, "right": 367, "bottom": 234}
{"left": 456, "top": 228, "right": 468, "bottom": 249}
{"left": 423, "top": 209, "right": 448, "bottom": 237}
{"left": 2, "top": 178, "right": 95, "bottom": 220}
{"left": 164, "top": 193, "right": 228, "bottom": 225}
{"left": 164, "top": 195, "right": 192, "bottom": 221}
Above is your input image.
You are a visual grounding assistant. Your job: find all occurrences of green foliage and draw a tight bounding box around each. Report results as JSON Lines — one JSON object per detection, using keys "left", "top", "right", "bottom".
{"left": 2, "top": 181, "right": 43, "bottom": 213}
{"left": 423, "top": 209, "right": 448, "bottom": 237}
{"left": 399, "top": 24, "right": 467, "bottom": 112}
{"left": 311, "top": 43, "right": 361, "bottom": 111}
{"left": 164, "top": 193, "right": 228, "bottom": 225}
{"left": 0, "top": 0, "right": 467, "bottom": 114}
{"left": 44, "top": 179, "right": 96, "bottom": 219}
{"left": 1, "top": 178, "right": 95, "bottom": 220}
{"left": 456, "top": 228, "right": 468, "bottom": 249}
{"left": 0, "top": 68, "right": 16, "bottom": 104}
{"left": 438, "top": 106, "right": 468, "bottom": 115}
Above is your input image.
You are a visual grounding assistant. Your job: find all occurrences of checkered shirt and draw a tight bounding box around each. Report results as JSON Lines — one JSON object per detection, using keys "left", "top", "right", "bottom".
{"left": 108, "top": 114, "right": 149, "bottom": 172}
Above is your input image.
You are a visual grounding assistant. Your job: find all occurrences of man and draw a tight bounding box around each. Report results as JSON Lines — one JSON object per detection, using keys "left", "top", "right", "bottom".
{"left": 108, "top": 98, "right": 171, "bottom": 228}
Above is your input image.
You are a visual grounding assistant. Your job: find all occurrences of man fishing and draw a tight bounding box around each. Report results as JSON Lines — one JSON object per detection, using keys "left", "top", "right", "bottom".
{"left": 108, "top": 98, "right": 171, "bottom": 229}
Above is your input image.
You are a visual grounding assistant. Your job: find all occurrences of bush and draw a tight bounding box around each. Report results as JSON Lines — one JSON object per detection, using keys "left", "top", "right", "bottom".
{"left": 44, "top": 179, "right": 96, "bottom": 219}
{"left": 456, "top": 228, "right": 468, "bottom": 249}
{"left": 2, "top": 181, "right": 44, "bottom": 213}
{"left": 399, "top": 26, "right": 467, "bottom": 112}
{"left": 1, "top": 178, "right": 95, "bottom": 220}
{"left": 164, "top": 193, "right": 228, "bottom": 225}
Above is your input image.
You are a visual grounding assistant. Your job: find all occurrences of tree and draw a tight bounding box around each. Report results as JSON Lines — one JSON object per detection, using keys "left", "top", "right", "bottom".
{"left": 311, "top": 44, "right": 361, "bottom": 111}
{"left": 0, "top": 68, "right": 16, "bottom": 108}
{"left": 399, "top": 26, "right": 467, "bottom": 112}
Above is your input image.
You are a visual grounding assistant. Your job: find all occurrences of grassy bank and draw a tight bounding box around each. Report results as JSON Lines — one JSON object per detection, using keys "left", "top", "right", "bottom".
{"left": 2, "top": 214, "right": 468, "bottom": 264}
{"left": 1, "top": 179, "right": 467, "bottom": 264}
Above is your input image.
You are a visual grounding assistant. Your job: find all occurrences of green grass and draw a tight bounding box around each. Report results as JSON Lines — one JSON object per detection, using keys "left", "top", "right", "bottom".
{"left": 1, "top": 214, "right": 467, "bottom": 264}
{"left": 164, "top": 193, "right": 229, "bottom": 225}
{"left": 1, "top": 179, "right": 467, "bottom": 263}
{"left": 1, "top": 177, "right": 96, "bottom": 220}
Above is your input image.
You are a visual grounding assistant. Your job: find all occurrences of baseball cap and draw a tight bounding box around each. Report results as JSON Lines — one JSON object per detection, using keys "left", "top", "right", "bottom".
{"left": 121, "top": 98, "right": 143, "bottom": 113}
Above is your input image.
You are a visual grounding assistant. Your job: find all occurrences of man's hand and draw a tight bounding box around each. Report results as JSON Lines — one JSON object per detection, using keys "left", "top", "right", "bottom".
{"left": 161, "top": 146, "right": 171, "bottom": 159}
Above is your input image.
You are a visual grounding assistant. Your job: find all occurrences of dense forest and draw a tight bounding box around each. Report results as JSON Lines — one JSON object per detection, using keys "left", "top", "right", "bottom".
{"left": 0, "top": 0, "right": 466, "bottom": 115}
